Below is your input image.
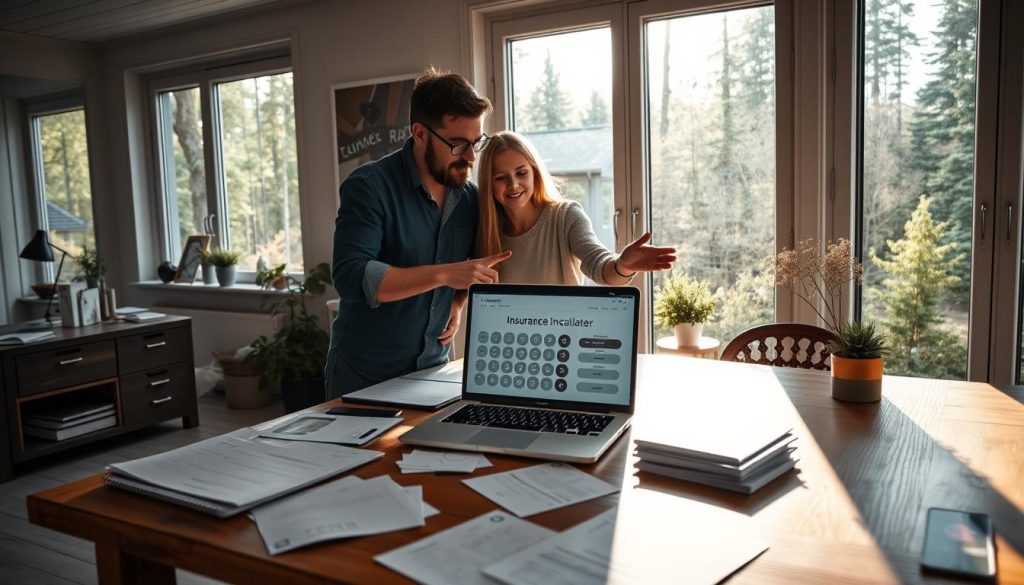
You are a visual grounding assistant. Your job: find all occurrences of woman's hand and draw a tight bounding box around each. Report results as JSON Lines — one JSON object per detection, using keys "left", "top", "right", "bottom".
{"left": 617, "top": 232, "right": 676, "bottom": 274}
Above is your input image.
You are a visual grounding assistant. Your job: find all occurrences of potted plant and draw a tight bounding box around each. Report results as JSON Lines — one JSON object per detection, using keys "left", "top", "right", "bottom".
{"left": 247, "top": 263, "right": 332, "bottom": 413}
{"left": 256, "top": 263, "right": 289, "bottom": 290}
{"left": 212, "top": 348, "right": 271, "bottom": 409}
{"left": 827, "top": 321, "right": 889, "bottom": 402}
{"left": 74, "top": 246, "right": 106, "bottom": 288}
{"left": 654, "top": 273, "right": 716, "bottom": 347}
{"left": 202, "top": 249, "right": 241, "bottom": 287}
{"left": 768, "top": 238, "right": 890, "bottom": 402}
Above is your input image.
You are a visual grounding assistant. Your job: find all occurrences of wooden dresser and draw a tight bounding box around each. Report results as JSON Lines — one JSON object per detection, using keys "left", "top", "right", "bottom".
{"left": 0, "top": 316, "right": 198, "bottom": 482}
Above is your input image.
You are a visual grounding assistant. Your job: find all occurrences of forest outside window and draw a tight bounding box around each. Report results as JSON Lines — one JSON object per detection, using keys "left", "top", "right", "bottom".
{"left": 27, "top": 99, "right": 96, "bottom": 281}
{"left": 152, "top": 56, "right": 302, "bottom": 276}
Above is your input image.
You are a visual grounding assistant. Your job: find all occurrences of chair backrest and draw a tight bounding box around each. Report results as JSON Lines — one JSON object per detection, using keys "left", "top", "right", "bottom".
{"left": 720, "top": 323, "right": 836, "bottom": 370}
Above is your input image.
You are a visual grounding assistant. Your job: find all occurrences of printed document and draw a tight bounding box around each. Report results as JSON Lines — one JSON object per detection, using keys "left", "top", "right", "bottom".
{"left": 259, "top": 414, "right": 401, "bottom": 446}
{"left": 397, "top": 449, "right": 491, "bottom": 474}
{"left": 251, "top": 475, "right": 426, "bottom": 554}
{"left": 375, "top": 510, "right": 554, "bottom": 585}
{"left": 485, "top": 507, "right": 768, "bottom": 585}
{"left": 108, "top": 429, "right": 381, "bottom": 507}
{"left": 462, "top": 462, "right": 619, "bottom": 517}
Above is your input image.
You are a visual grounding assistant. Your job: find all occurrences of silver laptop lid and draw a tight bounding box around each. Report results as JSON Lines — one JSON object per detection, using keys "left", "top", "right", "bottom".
{"left": 463, "top": 284, "right": 639, "bottom": 414}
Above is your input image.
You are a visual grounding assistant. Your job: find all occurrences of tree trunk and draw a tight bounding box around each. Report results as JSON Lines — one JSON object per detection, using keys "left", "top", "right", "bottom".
{"left": 172, "top": 92, "right": 207, "bottom": 235}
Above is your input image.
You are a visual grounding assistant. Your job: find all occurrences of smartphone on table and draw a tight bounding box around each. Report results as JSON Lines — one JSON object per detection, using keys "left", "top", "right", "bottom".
{"left": 921, "top": 507, "right": 995, "bottom": 580}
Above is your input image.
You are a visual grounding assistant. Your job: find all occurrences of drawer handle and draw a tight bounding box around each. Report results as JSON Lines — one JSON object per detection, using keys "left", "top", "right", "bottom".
{"left": 149, "top": 378, "right": 171, "bottom": 387}
{"left": 145, "top": 341, "right": 167, "bottom": 349}
{"left": 151, "top": 396, "right": 173, "bottom": 405}
{"left": 58, "top": 357, "right": 84, "bottom": 366}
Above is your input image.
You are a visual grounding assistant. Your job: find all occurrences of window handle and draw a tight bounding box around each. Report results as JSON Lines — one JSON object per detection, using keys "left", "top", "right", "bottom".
{"left": 613, "top": 208, "right": 621, "bottom": 246}
{"left": 631, "top": 208, "right": 640, "bottom": 238}
{"left": 979, "top": 203, "right": 987, "bottom": 240}
{"left": 1008, "top": 203, "right": 1015, "bottom": 242}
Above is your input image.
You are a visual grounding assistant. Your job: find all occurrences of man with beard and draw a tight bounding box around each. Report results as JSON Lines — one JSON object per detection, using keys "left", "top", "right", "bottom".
{"left": 327, "top": 68, "right": 507, "bottom": 397}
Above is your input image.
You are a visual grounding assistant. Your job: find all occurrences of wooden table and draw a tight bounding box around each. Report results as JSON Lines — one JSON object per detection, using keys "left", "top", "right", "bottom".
{"left": 655, "top": 335, "right": 721, "bottom": 359}
{"left": 26, "top": 356, "right": 1024, "bottom": 584}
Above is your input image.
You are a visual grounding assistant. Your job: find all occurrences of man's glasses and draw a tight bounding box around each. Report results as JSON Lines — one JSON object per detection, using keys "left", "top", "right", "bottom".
{"left": 422, "top": 124, "right": 489, "bottom": 156}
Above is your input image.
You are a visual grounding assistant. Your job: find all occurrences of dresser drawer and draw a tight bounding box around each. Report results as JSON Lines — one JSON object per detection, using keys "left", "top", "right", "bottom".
{"left": 16, "top": 341, "right": 117, "bottom": 397}
{"left": 116, "top": 326, "right": 191, "bottom": 375}
{"left": 120, "top": 362, "right": 194, "bottom": 426}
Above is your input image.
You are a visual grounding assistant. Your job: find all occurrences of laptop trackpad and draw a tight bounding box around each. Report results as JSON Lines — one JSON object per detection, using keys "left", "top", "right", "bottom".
{"left": 468, "top": 429, "right": 539, "bottom": 450}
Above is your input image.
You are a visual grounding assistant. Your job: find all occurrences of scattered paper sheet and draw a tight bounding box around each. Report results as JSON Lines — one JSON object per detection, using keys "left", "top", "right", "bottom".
{"left": 397, "top": 449, "right": 491, "bottom": 474}
{"left": 484, "top": 506, "right": 767, "bottom": 585}
{"left": 375, "top": 510, "right": 554, "bottom": 585}
{"left": 462, "top": 462, "right": 619, "bottom": 517}
{"left": 259, "top": 414, "right": 402, "bottom": 446}
{"left": 251, "top": 475, "right": 426, "bottom": 554}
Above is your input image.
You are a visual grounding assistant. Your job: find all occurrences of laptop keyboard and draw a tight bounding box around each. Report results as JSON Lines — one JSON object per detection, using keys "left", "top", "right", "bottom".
{"left": 441, "top": 404, "right": 614, "bottom": 436}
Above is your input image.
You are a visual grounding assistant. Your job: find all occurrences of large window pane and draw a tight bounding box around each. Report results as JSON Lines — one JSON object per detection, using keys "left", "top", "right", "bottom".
{"left": 860, "top": 0, "right": 977, "bottom": 380}
{"left": 646, "top": 7, "right": 777, "bottom": 345}
{"left": 507, "top": 28, "right": 615, "bottom": 251}
{"left": 33, "top": 109, "right": 95, "bottom": 280}
{"left": 216, "top": 72, "right": 302, "bottom": 272}
{"left": 157, "top": 87, "right": 206, "bottom": 257}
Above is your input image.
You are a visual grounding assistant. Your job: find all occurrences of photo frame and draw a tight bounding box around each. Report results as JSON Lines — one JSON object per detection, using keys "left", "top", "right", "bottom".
{"left": 173, "top": 235, "right": 212, "bottom": 284}
{"left": 331, "top": 73, "right": 417, "bottom": 189}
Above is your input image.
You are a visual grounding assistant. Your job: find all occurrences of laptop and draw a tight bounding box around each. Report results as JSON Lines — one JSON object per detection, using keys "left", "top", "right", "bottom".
{"left": 399, "top": 284, "right": 639, "bottom": 464}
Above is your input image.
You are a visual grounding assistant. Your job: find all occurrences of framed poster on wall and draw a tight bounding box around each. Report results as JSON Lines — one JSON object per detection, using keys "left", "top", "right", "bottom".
{"left": 331, "top": 73, "right": 417, "bottom": 190}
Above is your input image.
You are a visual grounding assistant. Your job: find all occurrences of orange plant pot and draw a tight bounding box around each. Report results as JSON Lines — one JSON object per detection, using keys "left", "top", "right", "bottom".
{"left": 831, "top": 356, "right": 883, "bottom": 402}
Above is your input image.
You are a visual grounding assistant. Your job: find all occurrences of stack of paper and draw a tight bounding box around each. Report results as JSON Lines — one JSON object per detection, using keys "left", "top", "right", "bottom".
{"left": 23, "top": 402, "right": 117, "bottom": 441}
{"left": 251, "top": 475, "right": 438, "bottom": 554}
{"left": 105, "top": 429, "right": 383, "bottom": 517}
{"left": 0, "top": 330, "right": 55, "bottom": 345}
{"left": 397, "top": 449, "right": 491, "bottom": 474}
{"left": 463, "top": 462, "right": 619, "bottom": 517}
{"left": 633, "top": 425, "right": 797, "bottom": 494}
{"left": 259, "top": 413, "right": 402, "bottom": 446}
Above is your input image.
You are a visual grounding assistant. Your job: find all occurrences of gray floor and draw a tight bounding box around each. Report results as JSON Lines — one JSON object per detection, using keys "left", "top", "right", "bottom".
{"left": 0, "top": 390, "right": 285, "bottom": 584}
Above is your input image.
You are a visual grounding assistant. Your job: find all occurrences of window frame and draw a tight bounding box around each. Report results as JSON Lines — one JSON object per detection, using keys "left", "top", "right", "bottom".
{"left": 146, "top": 53, "right": 294, "bottom": 283}
{"left": 24, "top": 92, "right": 94, "bottom": 283}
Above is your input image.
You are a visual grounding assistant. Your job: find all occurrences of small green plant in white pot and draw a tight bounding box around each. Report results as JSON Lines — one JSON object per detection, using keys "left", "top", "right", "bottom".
{"left": 654, "top": 273, "right": 716, "bottom": 347}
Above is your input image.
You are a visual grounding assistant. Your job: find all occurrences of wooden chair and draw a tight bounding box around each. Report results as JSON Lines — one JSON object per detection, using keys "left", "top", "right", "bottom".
{"left": 720, "top": 323, "right": 836, "bottom": 371}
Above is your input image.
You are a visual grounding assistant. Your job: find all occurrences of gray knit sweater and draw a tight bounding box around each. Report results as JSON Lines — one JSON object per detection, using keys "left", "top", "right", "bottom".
{"left": 498, "top": 200, "right": 615, "bottom": 285}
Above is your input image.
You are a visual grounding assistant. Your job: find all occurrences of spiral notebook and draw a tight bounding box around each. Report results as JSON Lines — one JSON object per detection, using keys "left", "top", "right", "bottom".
{"left": 104, "top": 429, "right": 383, "bottom": 517}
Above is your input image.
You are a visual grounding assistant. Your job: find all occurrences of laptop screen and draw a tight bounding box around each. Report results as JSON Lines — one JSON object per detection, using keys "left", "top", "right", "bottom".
{"left": 463, "top": 284, "right": 638, "bottom": 411}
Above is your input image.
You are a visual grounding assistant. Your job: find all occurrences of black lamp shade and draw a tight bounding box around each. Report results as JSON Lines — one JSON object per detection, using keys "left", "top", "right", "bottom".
{"left": 20, "top": 230, "right": 54, "bottom": 262}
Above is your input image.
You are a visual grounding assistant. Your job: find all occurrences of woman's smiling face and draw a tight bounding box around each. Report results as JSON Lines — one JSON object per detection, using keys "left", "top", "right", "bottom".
{"left": 490, "top": 148, "right": 536, "bottom": 213}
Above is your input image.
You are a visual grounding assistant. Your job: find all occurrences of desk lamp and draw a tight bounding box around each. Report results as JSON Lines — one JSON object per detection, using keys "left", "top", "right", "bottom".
{"left": 20, "top": 229, "right": 68, "bottom": 329}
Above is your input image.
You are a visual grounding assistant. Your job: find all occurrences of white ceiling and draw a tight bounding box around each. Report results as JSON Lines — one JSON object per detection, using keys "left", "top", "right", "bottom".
{"left": 0, "top": 0, "right": 291, "bottom": 44}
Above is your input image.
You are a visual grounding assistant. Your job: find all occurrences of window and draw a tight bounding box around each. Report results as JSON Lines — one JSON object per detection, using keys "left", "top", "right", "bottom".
{"left": 151, "top": 55, "right": 301, "bottom": 275}
{"left": 857, "top": 0, "right": 978, "bottom": 380}
{"left": 28, "top": 102, "right": 95, "bottom": 280}
{"left": 505, "top": 27, "right": 616, "bottom": 251}
{"left": 644, "top": 6, "right": 777, "bottom": 345}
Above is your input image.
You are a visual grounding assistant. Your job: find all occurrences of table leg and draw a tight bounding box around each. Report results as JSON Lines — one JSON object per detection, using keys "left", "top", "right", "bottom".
{"left": 96, "top": 542, "right": 175, "bottom": 585}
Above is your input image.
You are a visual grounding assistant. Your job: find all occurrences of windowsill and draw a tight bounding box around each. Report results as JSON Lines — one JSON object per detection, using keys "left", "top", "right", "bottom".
{"left": 132, "top": 280, "right": 292, "bottom": 296}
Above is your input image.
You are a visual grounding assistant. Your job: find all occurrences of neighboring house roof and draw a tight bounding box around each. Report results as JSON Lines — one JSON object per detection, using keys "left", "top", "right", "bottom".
{"left": 523, "top": 126, "right": 613, "bottom": 177}
{"left": 46, "top": 201, "right": 90, "bottom": 232}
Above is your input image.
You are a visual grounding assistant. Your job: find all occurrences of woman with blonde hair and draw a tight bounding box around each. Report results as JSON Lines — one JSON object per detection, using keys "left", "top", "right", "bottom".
{"left": 477, "top": 131, "right": 675, "bottom": 285}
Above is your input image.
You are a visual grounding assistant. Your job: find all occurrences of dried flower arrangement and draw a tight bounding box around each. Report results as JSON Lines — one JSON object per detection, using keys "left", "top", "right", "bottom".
{"left": 768, "top": 238, "right": 863, "bottom": 334}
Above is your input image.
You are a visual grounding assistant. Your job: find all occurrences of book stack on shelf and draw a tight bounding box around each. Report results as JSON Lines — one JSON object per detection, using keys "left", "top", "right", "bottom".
{"left": 633, "top": 424, "right": 798, "bottom": 495}
{"left": 23, "top": 402, "right": 118, "bottom": 441}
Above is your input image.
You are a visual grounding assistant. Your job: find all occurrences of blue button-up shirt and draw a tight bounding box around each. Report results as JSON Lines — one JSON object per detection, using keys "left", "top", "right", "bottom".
{"left": 328, "top": 138, "right": 477, "bottom": 396}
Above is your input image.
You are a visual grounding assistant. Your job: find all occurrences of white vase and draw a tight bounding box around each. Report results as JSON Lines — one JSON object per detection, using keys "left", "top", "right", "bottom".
{"left": 673, "top": 323, "right": 703, "bottom": 347}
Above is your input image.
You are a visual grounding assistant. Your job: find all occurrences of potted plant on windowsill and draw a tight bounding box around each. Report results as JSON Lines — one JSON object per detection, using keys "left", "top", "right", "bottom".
{"left": 202, "top": 249, "right": 241, "bottom": 287}
{"left": 768, "top": 238, "right": 890, "bottom": 402}
{"left": 256, "top": 263, "right": 289, "bottom": 290}
{"left": 74, "top": 246, "right": 106, "bottom": 288}
{"left": 246, "top": 263, "right": 331, "bottom": 413}
{"left": 827, "top": 321, "right": 890, "bottom": 402}
{"left": 654, "top": 273, "right": 716, "bottom": 347}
